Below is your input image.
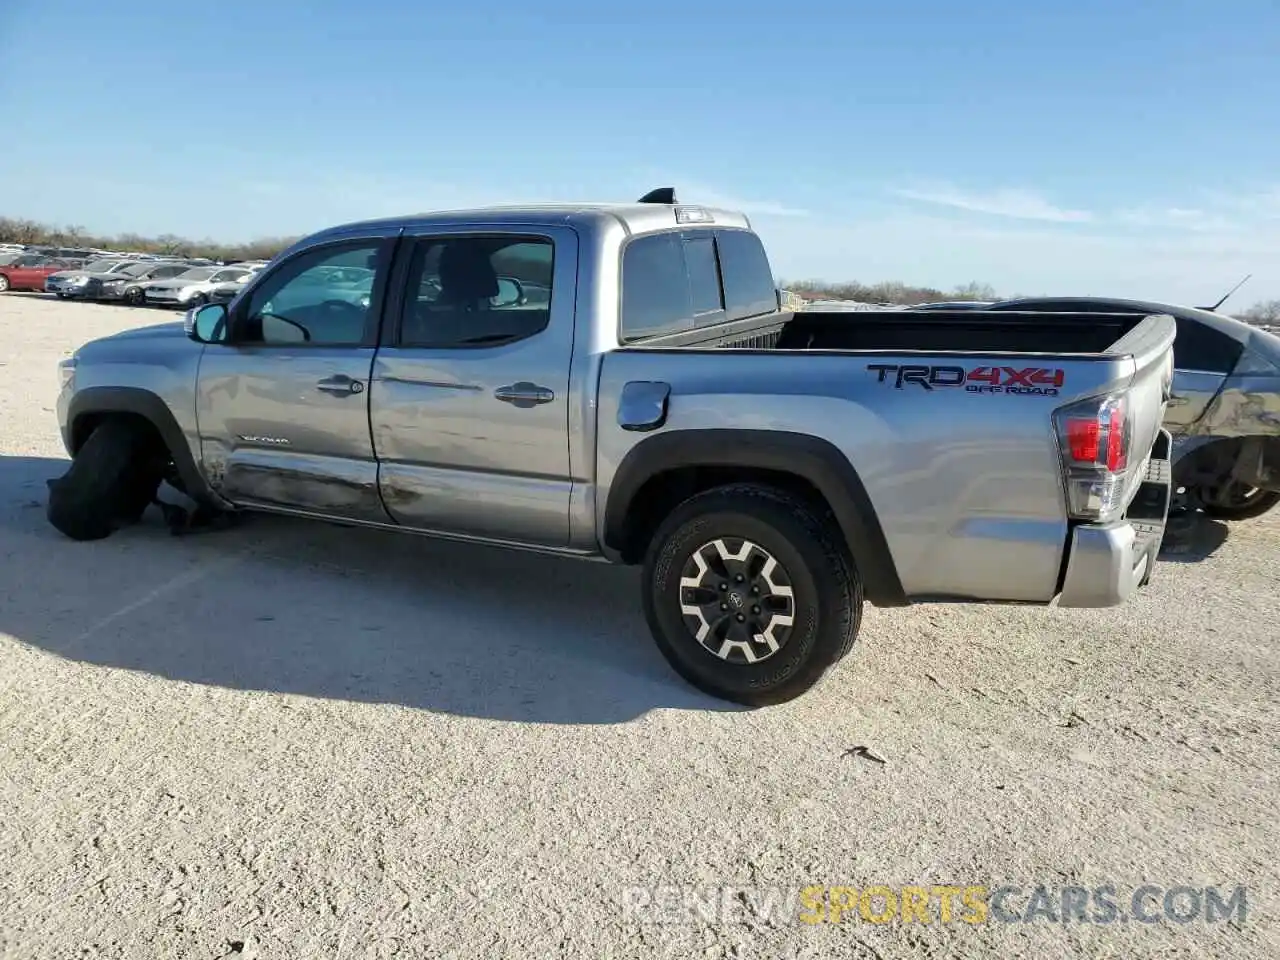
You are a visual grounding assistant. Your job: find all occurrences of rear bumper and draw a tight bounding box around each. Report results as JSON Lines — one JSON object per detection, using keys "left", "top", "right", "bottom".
{"left": 1057, "top": 429, "right": 1171, "bottom": 608}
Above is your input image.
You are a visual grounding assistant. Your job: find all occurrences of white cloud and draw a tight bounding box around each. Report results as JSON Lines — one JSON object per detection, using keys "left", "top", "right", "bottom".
{"left": 626, "top": 173, "right": 809, "bottom": 217}
{"left": 692, "top": 193, "right": 809, "bottom": 218}
{"left": 891, "top": 183, "right": 1094, "bottom": 223}
{"left": 1113, "top": 206, "right": 1237, "bottom": 232}
{"left": 757, "top": 208, "right": 1280, "bottom": 306}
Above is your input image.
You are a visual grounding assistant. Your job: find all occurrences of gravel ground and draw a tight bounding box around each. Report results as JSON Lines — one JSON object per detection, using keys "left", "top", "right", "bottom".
{"left": 1, "top": 294, "right": 1277, "bottom": 960}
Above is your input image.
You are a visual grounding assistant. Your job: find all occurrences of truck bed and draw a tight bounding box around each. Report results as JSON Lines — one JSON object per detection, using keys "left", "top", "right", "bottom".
{"left": 774, "top": 309, "right": 1142, "bottom": 355}
{"left": 601, "top": 307, "right": 1175, "bottom": 606}
{"left": 636, "top": 308, "right": 1158, "bottom": 357}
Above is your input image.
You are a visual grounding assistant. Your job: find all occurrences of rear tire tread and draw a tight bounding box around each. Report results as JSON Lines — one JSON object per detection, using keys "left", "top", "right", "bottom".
{"left": 642, "top": 482, "right": 863, "bottom": 707}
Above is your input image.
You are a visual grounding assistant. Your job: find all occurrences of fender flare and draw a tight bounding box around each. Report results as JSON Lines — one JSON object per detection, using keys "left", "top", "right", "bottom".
{"left": 66, "top": 386, "right": 218, "bottom": 504}
{"left": 604, "top": 429, "right": 907, "bottom": 606}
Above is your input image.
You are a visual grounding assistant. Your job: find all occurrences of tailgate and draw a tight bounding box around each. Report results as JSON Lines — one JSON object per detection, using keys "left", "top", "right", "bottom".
{"left": 1106, "top": 313, "right": 1176, "bottom": 505}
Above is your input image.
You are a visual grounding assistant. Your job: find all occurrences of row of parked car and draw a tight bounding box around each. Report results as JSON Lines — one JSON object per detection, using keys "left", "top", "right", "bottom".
{"left": 0, "top": 250, "right": 268, "bottom": 307}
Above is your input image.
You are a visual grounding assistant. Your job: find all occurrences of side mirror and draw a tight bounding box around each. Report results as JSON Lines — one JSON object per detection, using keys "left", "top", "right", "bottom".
{"left": 186, "top": 302, "right": 228, "bottom": 343}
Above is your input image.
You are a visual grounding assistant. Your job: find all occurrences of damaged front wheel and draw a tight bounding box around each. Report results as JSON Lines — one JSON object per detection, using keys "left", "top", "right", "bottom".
{"left": 46, "top": 419, "right": 165, "bottom": 541}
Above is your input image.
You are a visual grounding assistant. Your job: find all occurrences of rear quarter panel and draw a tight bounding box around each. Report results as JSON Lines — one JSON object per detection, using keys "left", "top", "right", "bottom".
{"left": 596, "top": 347, "right": 1153, "bottom": 603}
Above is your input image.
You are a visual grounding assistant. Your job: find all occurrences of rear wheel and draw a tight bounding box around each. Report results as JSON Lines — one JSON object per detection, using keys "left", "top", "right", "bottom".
{"left": 641, "top": 484, "right": 862, "bottom": 706}
{"left": 46, "top": 420, "right": 165, "bottom": 541}
{"left": 0, "top": 275, "right": 9, "bottom": 292}
{"left": 1200, "top": 482, "right": 1280, "bottom": 521}
{"left": 124, "top": 286, "right": 144, "bottom": 305}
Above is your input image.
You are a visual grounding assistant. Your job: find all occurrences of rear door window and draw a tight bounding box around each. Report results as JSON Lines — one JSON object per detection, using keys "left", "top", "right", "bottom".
{"left": 1172, "top": 318, "right": 1243, "bottom": 374}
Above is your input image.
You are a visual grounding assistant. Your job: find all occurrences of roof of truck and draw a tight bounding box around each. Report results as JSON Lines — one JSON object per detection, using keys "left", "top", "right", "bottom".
{"left": 307, "top": 201, "right": 753, "bottom": 245}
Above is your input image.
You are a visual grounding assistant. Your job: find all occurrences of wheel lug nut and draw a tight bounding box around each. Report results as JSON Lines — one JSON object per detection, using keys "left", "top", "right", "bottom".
{"left": 719, "top": 583, "right": 728, "bottom": 591}
{"left": 752, "top": 606, "right": 760, "bottom": 615}
{"left": 736, "top": 614, "right": 745, "bottom": 622}
{"left": 735, "top": 574, "right": 745, "bottom": 582}
{"left": 720, "top": 603, "right": 728, "bottom": 611}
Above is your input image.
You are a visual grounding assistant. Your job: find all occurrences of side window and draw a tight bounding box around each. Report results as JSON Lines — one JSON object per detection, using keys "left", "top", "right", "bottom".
{"left": 240, "top": 241, "right": 384, "bottom": 346}
{"left": 619, "top": 231, "right": 728, "bottom": 341}
{"left": 398, "top": 236, "right": 553, "bottom": 348}
{"left": 1172, "top": 318, "right": 1243, "bottom": 374}
{"left": 716, "top": 229, "right": 778, "bottom": 321}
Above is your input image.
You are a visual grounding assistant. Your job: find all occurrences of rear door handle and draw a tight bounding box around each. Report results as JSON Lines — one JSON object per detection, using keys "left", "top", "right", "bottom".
{"left": 495, "top": 382, "right": 554, "bottom": 407}
{"left": 317, "top": 374, "right": 365, "bottom": 396}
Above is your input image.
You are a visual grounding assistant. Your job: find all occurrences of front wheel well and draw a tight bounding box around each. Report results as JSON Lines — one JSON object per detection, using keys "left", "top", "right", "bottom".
{"left": 612, "top": 466, "right": 834, "bottom": 565}
{"left": 71, "top": 411, "right": 170, "bottom": 463}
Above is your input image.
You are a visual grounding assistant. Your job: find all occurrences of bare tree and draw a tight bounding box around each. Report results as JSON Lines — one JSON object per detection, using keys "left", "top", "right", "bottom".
{"left": 0, "top": 215, "right": 299, "bottom": 262}
{"left": 1239, "top": 300, "right": 1280, "bottom": 325}
{"left": 950, "top": 281, "right": 998, "bottom": 301}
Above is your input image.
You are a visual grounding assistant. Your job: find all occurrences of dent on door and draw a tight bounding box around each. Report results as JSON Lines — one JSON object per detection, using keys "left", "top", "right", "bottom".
{"left": 1164, "top": 370, "right": 1226, "bottom": 433}
{"left": 199, "top": 350, "right": 386, "bottom": 522}
{"left": 1183, "top": 374, "right": 1280, "bottom": 439}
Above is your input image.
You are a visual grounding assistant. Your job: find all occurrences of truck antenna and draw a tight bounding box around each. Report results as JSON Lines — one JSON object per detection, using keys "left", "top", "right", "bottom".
{"left": 1203, "top": 273, "right": 1252, "bottom": 312}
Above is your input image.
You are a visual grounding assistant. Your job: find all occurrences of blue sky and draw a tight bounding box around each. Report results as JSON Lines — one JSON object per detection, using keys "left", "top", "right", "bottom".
{"left": 3, "top": 0, "right": 1278, "bottom": 305}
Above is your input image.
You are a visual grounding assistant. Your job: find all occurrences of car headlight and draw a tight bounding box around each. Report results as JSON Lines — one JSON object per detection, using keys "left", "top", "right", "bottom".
{"left": 69, "top": 275, "right": 90, "bottom": 285}
{"left": 58, "top": 357, "right": 76, "bottom": 391}
{"left": 178, "top": 287, "right": 195, "bottom": 300}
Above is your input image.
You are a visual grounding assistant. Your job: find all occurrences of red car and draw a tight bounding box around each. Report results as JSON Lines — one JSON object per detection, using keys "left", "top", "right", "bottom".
{"left": 0, "top": 256, "right": 78, "bottom": 292}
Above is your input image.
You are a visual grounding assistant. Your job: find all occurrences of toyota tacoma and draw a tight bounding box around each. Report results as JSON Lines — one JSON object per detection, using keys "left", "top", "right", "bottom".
{"left": 49, "top": 190, "right": 1176, "bottom": 705}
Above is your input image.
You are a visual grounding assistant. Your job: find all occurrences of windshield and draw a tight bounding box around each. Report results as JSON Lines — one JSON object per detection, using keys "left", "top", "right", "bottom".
{"left": 175, "top": 268, "right": 217, "bottom": 281}
{"left": 119, "top": 263, "right": 153, "bottom": 277}
{"left": 82, "top": 259, "right": 121, "bottom": 272}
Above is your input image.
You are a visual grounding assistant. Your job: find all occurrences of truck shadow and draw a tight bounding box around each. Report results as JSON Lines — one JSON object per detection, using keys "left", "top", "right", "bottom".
{"left": 1157, "top": 511, "right": 1230, "bottom": 563}
{"left": 0, "top": 455, "right": 739, "bottom": 724}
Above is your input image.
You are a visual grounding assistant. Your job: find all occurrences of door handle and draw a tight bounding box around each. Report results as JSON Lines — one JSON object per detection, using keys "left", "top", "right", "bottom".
{"left": 494, "top": 382, "right": 554, "bottom": 407}
{"left": 316, "top": 375, "right": 365, "bottom": 396}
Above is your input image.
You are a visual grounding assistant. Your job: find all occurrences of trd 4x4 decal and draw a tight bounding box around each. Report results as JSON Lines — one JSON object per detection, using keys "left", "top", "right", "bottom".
{"left": 867, "top": 364, "right": 1064, "bottom": 397}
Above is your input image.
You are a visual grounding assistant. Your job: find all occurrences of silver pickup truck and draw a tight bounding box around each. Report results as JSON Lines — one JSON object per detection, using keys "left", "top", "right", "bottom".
{"left": 50, "top": 190, "right": 1176, "bottom": 705}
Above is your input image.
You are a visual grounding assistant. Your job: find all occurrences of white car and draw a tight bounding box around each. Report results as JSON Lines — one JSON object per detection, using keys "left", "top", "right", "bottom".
{"left": 142, "top": 266, "right": 254, "bottom": 308}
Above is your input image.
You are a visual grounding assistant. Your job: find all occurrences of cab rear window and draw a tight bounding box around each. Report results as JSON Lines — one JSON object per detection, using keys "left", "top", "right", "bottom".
{"left": 620, "top": 228, "right": 778, "bottom": 342}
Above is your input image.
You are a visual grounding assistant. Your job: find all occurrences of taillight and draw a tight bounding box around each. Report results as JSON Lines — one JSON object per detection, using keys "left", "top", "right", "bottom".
{"left": 1054, "top": 394, "right": 1133, "bottom": 521}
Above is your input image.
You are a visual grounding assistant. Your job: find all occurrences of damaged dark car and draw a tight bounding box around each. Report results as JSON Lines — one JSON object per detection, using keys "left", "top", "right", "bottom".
{"left": 977, "top": 297, "right": 1280, "bottom": 520}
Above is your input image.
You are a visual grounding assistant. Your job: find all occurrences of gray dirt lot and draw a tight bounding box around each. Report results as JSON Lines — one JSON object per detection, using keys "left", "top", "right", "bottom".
{"left": 0, "top": 294, "right": 1277, "bottom": 959}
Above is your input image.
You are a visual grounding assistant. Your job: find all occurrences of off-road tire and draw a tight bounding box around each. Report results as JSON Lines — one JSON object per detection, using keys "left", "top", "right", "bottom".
{"left": 1202, "top": 487, "right": 1280, "bottom": 521}
{"left": 46, "top": 419, "right": 165, "bottom": 541}
{"left": 641, "top": 483, "right": 863, "bottom": 707}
